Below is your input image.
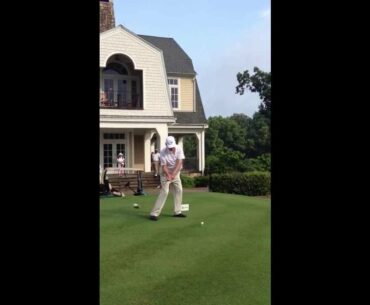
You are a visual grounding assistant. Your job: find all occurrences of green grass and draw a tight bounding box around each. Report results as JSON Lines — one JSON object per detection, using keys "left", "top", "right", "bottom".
{"left": 100, "top": 192, "right": 270, "bottom": 305}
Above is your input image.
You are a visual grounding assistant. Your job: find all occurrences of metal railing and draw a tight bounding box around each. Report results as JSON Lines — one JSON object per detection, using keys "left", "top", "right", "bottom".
{"left": 100, "top": 91, "right": 142, "bottom": 109}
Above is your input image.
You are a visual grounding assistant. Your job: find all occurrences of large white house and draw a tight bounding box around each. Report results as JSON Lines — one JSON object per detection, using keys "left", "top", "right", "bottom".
{"left": 100, "top": 0, "right": 208, "bottom": 173}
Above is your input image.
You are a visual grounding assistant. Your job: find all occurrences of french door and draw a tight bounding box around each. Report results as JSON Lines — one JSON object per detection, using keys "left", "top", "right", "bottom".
{"left": 103, "top": 143, "right": 126, "bottom": 168}
{"left": 103, "top": 78, "right": 128, "bottom": 107}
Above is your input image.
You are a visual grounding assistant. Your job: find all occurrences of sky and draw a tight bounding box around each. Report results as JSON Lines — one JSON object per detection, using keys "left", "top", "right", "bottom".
{"left": 113, "top": 0, "right": 270, "bottom": 118}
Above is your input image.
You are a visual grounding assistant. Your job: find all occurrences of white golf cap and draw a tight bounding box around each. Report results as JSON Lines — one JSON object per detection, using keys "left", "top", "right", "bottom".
{"left": 118, "top": 153, "right": 123, "bottom": 156}
{"left": 165, "top": 136, "right": 176, "bottom": 148}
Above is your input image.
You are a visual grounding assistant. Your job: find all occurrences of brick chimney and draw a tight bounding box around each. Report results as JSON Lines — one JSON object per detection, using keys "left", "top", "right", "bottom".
{"left": 100, "top": 0, "right": 115, "bottom": 33}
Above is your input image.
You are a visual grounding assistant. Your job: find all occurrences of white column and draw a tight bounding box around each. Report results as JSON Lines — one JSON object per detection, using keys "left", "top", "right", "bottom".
{"left": 144, "top": 130, "right": 156, "bottom": 172}
{"left": 195, "top": 132, "right": 201, "bottom": 173}
{"left": 156, "top": 125, "right": 168, "bottom": 151}
{"left": 201, "top": 129, "right": 205, "bottom": 175}
{"left": 177, "top": 136, "right": 184, "bottom": 151}
{"left": 128, "top": 131, "right": 134, "bottom": 168}
{"left": 194, "top": 131, "right": 206, "bottom": 174}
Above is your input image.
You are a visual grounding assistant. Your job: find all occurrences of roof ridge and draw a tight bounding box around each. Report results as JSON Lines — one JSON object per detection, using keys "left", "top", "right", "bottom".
{"left": 138, "top": 34, "right": 174, "bottom": 39}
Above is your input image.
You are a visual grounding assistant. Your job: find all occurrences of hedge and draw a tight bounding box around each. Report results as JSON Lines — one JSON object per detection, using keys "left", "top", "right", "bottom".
{"left": 194, "top": 175, "right": 209, "bottom": 187}
{"left": 209, "top": 171, "right": 270, "bottom": 196}
{"left": 180, "top": 174, "right": 195, "bottom": 188}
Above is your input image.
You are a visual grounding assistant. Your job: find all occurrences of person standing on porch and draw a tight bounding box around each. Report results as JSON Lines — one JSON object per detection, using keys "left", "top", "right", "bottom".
{"left": 149, "top": 136, "right": 186, "bottom": 221}
{"left": 152, "top": 149, "right": 160, "bottom": 177}
{"left": 117, "top": 152, "right": 125, "bottom": 177}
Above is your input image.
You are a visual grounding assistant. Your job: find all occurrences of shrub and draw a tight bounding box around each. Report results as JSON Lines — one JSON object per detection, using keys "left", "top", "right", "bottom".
{"left": 244, "top": 154, "right": 271, "bottom": 172}
{"left": 210, "top": 171, "right": 270, "bottom": 196}
{"left": 180, "top": 174, "right": 195, "bottom": 188}
{"left": 194, "top": 175, "right": 209, "bottom": 187}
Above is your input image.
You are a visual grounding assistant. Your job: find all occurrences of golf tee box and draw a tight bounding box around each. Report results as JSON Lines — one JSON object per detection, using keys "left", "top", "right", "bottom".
{"left": 181, "top": 204, "right": 189, "bottom": 211}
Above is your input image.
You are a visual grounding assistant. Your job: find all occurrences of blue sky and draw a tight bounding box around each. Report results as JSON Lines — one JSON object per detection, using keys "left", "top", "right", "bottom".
{"left": 114, "top": 0, "right": 270, "bottom": 118}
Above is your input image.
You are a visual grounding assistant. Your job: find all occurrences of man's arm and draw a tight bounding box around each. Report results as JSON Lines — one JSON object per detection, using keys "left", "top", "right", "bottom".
{"left": 162, "top": 160, "right": 182, "bottom": 181}
{"left": 162, "top": 164, "right": 172, "bottom": 181}
{"left": 171, "top": 159, "right": 183, "bottom": 178}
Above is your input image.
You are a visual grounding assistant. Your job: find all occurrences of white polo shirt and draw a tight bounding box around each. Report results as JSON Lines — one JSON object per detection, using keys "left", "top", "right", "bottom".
{"left": 160, "top": 145, "right": 185, "bottom": 172}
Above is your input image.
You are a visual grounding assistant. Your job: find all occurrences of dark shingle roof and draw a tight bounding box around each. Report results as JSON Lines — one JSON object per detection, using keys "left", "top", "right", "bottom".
{"left": 138, "top": 35, "right": 196, "bottom": 75}
{"left": 138, "top": 34, "right": 207, "bottom": 125}
{"left": 174, "top": 79, "right": 207, "bottom": 125}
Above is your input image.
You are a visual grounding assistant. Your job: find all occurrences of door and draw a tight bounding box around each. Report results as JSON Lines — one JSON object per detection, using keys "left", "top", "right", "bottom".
{"left": 103, "top": 78, "right": 128, "bottom": 107}
{"left": 103, "top": 79, "right": 114, "bottom": 106}
{"left": 117, "top": 80, "right": 127, "bottom": 107}
{"left": 103, "top": 143, "right": 126, "bottom": 168}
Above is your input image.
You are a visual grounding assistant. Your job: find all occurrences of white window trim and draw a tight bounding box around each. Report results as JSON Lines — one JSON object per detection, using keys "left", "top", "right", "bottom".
{"left": 168, "top": 77, "right": 181, "bottom": 110}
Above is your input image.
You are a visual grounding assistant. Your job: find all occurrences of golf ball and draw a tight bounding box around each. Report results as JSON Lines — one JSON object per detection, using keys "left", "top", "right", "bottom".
{"left": 133, "top": 203, "right": 139, "bottom": 208}
{"left": 201, "top": 221, "right": 204, "bottom": 225}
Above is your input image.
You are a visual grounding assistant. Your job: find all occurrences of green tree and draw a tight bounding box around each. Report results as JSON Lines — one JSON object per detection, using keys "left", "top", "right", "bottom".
{"left": 205, "top": 116, "right": 226, "bottom": 156}
{"left": 236, "top": 67, "right": 271, "bottom": 120}
{"left": 183, "top": 135, "right": 197, "bottom": 158}
{"left": 205, "top": 113, "right": 271, "bottom": 173}
{"left": 205, "top": 116, "right": 249, "bottom": 173}
{"left": 249, "top": 112, "right": 270, "bottom": 157}
{"left": 182, "top": 135, "right": 198, "bottom": 171}
{"left": 230, "top": 113, "right": 255, "bottom": 158}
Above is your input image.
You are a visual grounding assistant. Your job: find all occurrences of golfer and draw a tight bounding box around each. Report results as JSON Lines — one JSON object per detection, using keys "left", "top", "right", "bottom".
{"left": 149, "top": 136, "right": 186, "bottom": 221}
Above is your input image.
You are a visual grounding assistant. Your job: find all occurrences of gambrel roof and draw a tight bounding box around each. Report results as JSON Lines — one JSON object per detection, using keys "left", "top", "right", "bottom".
{"left": 139, "top": 35, "right": 207, "bottom": 124}
{"left": 174, "top": 80, "right": 207, "bottom": 125}
{"left": 139, "top": 35, "right": 196, "bottom": 75}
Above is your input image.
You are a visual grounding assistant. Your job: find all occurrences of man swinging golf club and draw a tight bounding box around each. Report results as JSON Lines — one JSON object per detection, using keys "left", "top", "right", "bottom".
{"left": 149, "top": 136, "right": 186, "bottom": 221}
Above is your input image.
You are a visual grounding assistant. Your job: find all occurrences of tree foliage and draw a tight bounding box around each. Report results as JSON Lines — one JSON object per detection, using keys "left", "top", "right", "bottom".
{"left": 205, "top": 114, "right": 270, "bottom": 173}
{"left": 236, "top": 67, "right": 271, "bottom": 120}
{"left": 183, "top": 134, "right": 197, "bottom": 158}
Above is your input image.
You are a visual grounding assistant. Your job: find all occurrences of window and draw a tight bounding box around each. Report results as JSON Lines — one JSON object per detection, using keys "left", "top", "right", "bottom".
{"left": 168, "top": 78, "right": 179, "bottom": 109}
{"left": 103, "top": 133, "right": 125, "bottom": 139}
{"left": 103, "top": 62, "right": 128, "bottom": 75}
{"left": 103, "top": 144, "right": 113, "bottom": 168}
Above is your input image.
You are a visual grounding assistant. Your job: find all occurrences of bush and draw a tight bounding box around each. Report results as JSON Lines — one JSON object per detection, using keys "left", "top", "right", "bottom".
{"left": 210, "top": 171, "right": 270, "bottom": 196}
{"left": 244, "top": 154, "right": 271, "bottom": 172}
{"left": 205, "top": 155, "right": 224, "bottom": 174}
{"left": 194, "top": 175, "right": 209, "bottom": 187}
{"left": 180, "top": 174, "right": 195, "bottom": 188}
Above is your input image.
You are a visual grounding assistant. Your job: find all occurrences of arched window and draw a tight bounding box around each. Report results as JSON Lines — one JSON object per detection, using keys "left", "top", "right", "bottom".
{"left": 101, "top": 56, "right": 143, "bottom": 109}
{"left": 103, "top": 62, "right": 128, "bottom": 75}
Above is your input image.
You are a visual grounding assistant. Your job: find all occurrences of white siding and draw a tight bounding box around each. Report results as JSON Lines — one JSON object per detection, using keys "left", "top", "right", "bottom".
{"left": 100, "top": 27, "right": 172, "bottom": 117}
{"left": 179, "top": 77, "right": 194, "bottom": 111}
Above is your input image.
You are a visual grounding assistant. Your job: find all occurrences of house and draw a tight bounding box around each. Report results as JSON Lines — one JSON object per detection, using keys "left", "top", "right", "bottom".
{"left": 100, "top": 0, "right": 208, "bottom": 174}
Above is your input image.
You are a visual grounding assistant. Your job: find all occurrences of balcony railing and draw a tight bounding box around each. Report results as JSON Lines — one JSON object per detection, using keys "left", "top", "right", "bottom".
{"left": 100, "top": 91, "right": 142, "bottom": 110}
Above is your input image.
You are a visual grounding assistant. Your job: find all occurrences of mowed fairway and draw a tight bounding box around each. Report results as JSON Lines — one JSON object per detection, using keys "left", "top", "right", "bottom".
{"left": 100, "top": 191, "right": 270, "bottom": 305}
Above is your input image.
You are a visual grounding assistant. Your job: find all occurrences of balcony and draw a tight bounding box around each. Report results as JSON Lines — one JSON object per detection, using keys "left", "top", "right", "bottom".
{"left": 100, "top": 91, "right": 142, "bottom": 110}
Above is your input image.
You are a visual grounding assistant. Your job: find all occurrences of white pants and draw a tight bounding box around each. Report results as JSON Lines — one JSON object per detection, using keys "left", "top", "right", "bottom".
{"left": 150, "top": 172, "right": 183, "bottom": 217}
